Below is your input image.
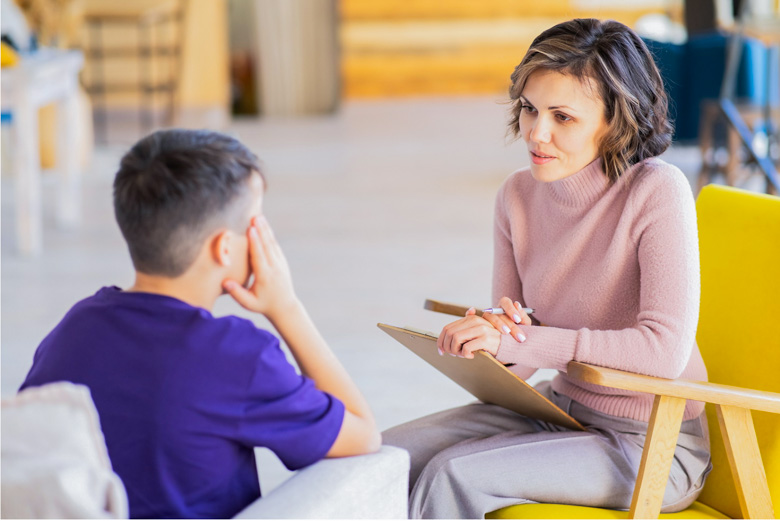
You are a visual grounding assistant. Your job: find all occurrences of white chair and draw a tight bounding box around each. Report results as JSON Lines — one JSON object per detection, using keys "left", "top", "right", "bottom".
{"left": 1, "top": 381, "right": 409, "bottom": 519}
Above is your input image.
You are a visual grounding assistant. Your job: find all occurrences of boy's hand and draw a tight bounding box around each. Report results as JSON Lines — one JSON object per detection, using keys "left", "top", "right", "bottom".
{"left": 223, "top": 216, "right": 298, "bottom": 318}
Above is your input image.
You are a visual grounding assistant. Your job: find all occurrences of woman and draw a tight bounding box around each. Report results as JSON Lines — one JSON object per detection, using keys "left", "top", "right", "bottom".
{"left": 383, "top": 18, "right": 711, "bottom": 519}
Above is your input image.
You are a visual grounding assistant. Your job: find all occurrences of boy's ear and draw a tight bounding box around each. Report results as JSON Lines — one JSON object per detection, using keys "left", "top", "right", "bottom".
{"left": 211, "top": 230, "right": 232, "bottom": 267}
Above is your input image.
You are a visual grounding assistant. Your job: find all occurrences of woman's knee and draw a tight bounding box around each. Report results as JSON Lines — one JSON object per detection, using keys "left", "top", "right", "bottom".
{"left": 415, "top": 440, "right": 484, "bottom": 494}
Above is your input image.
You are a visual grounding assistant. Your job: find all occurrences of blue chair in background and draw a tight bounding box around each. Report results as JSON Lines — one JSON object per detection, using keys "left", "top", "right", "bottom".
{"left": 644, "top": 32, "right": 778, "bottom": 143}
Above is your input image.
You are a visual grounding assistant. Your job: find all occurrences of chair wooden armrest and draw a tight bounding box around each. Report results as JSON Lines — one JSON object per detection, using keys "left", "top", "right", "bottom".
{"left": 424, "top": 299, "right": 481, "bottom": 317}
{"left": 566, "top": 362, "right": 778, "bottom": 519}
{"left": 567, "top": 362, "right": 780, "bottom": 414}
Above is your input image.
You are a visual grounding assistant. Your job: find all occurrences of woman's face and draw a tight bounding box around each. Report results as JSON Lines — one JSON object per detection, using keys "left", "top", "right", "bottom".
{"left": 518, "top": 69, "right": 609, "bottom": 182}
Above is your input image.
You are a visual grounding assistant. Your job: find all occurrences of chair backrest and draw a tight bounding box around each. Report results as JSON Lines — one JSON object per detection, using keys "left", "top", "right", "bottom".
{"left": 694, "top": 185, "right": 780, "bottom": 518}
{"left": 1, "top": 382, "right": 128, "bottom": 519}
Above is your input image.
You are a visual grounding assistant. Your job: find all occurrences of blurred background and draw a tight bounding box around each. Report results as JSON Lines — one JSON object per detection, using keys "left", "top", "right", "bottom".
{"left": 2, "top": 0, "right": 779, "bottom": 492}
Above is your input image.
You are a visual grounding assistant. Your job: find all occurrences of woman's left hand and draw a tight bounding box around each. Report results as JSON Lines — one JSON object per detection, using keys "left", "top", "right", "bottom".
{"left": 437, "top": 308, "right": 501, "bottom": 359}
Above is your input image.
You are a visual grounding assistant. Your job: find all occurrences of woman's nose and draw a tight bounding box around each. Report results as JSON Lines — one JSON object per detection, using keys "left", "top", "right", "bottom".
{"left": 529, "top": 117, "right": 551, "bottom": 144}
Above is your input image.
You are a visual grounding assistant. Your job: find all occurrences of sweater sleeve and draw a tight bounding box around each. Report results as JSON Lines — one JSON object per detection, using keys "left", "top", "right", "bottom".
{"left": 492, "top": 177, "right": 538, "bottom": 381}
{"left": 495, "top": 169, "right": 700, "bottom": 379}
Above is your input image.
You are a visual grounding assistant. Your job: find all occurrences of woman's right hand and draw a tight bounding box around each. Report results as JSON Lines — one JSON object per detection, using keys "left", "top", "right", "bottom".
{"left": 482, "top": 296, "right": 530, "bottom": 343}
{"left": 438, "top": 307, "right": 501, "bottom": 359}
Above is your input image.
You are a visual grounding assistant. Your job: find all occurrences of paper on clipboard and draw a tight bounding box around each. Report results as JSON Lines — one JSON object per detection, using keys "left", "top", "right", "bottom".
{"left": 378, "top": 323, "right": 584, "bottom": 431}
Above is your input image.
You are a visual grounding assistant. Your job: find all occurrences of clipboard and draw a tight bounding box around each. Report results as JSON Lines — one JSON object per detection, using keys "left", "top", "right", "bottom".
{"left": 378, "top": 323, "right": 584, "bottom": 431}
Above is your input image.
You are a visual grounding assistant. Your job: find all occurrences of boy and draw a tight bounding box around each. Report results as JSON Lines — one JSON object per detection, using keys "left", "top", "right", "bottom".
{"left": 19, "top": 129, "right": 381, "bottom": 518}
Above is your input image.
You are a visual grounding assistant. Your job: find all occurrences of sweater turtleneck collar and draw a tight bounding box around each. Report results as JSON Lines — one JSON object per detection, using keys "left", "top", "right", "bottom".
{"left": 546, "top": 158, "right": 611, "bottom": 207}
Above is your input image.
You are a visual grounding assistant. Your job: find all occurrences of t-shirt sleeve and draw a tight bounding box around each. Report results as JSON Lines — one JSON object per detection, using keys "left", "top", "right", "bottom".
{"left": 233, "top": 328, "right": 346, "bottom": 471}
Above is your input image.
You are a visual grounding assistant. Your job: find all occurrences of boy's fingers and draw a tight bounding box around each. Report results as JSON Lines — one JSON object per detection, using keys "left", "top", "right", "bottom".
{"left": 260, "top": 217, "right": 288, "bottom": 267}
{"left": 259, "top": 216, "right": 279, "bottom": 246}
{"left": 253, "top": 217, "right": 277, "bottom": 266}
{"left": 247, "top": 225, "right": 267, "bottom": 274}
{"left": 223, "top": 279, "right": 256, "bottom": 309}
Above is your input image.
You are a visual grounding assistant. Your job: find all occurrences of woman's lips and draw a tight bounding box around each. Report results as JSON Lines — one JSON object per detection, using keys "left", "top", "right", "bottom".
{"left": 530, "top": 150, "right": 555, "bottom": 165}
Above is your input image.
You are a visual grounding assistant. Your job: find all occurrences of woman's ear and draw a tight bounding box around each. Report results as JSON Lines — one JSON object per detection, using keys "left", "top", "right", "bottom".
{"left": 211, "top": 230, "right": 232, "bottom": 267}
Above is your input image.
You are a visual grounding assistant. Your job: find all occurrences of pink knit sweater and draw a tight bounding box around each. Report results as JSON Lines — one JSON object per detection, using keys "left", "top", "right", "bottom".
{"left": 493, "top": 157, "right": 708, "bottom": 422}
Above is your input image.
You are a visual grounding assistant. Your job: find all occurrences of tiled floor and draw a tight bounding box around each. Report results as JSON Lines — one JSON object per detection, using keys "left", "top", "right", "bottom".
{"left": 0, "top": 95, "right": 743, "bottom": 492}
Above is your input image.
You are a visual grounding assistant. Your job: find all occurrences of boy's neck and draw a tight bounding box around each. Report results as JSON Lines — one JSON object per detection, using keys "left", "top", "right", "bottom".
{"left": 127, "top": 271, "right": 220, "bottom": 311}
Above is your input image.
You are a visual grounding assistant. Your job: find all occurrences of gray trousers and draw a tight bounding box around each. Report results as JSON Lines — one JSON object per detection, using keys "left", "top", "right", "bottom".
{"left": 383, "top": 382, "right": 712, "bottom": 519}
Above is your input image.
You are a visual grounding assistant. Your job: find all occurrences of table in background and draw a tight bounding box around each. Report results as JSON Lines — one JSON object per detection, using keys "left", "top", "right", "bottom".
{"left": 1, "top": 49, "right": 84, "bottom": 256}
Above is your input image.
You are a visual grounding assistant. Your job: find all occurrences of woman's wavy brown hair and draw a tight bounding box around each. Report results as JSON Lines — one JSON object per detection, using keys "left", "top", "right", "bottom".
{"left": 508, "top": 18, "right": 673, "bottom": 183}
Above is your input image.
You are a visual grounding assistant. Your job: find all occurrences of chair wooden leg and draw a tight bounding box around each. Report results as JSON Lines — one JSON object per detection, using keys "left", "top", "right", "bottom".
{"left": 725, "top": 126, "right": 742, "bottom": 187}
{"left": 716, "top": 405, "right": 774, "bottom": 519}
{"left": 697, "top": 101, "right": 718, "bottom": 195}
{"left": 629, "top": 395, "right": 686, "bottom": 519}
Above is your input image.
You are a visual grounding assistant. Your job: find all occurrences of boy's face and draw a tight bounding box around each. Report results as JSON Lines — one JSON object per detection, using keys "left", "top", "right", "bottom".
{"left": 227, "top": 173, "right": 265, "bottom": 287}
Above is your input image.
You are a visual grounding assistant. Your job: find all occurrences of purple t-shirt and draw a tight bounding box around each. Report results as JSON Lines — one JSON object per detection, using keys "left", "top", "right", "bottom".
{"left": 20, "top": 287, "right": 345, "bottom": 519}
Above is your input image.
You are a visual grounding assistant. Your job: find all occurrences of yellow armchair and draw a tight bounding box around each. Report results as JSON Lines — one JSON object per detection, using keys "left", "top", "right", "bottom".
{"left": 430, "top": 184, "right": 780, "bottom": 519}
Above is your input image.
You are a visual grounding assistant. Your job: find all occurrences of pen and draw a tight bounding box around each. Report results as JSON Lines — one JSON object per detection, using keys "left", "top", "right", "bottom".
{"left": 483, "top": 307, "right": 535, "bottom": 315}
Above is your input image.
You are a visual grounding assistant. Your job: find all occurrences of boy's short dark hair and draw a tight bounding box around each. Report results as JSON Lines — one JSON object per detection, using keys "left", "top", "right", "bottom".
{"left": 113, "top": 129, "right": 263, "bottom": 277}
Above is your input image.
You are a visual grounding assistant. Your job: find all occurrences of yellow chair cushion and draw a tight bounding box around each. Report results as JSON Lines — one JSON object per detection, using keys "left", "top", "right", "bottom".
{"left": 487, "top": 500, "right": 728, "bottom": 519}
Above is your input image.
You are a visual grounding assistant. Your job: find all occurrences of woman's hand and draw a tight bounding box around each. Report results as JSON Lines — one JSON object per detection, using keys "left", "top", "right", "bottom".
{"left": 222, "top": 216, "right": 298, "bottom": 319}
{"left": 437, "top": 308, "right": 501, "bottom": 359}
{"left": 482, "top": 296, "right": 530, "bottom": 343}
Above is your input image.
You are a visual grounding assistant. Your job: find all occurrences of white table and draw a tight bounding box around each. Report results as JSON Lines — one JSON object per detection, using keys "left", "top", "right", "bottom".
{"left": 1, "top": 49, "right": 84, "bottom": 256}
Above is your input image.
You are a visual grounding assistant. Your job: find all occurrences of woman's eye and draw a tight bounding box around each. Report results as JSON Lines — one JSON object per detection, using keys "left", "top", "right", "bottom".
{"left": 521, "top": 105, "right": 536, "bottom": 114}
{"left": 556, "top": 113, "right": 572, "bottom": 122}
